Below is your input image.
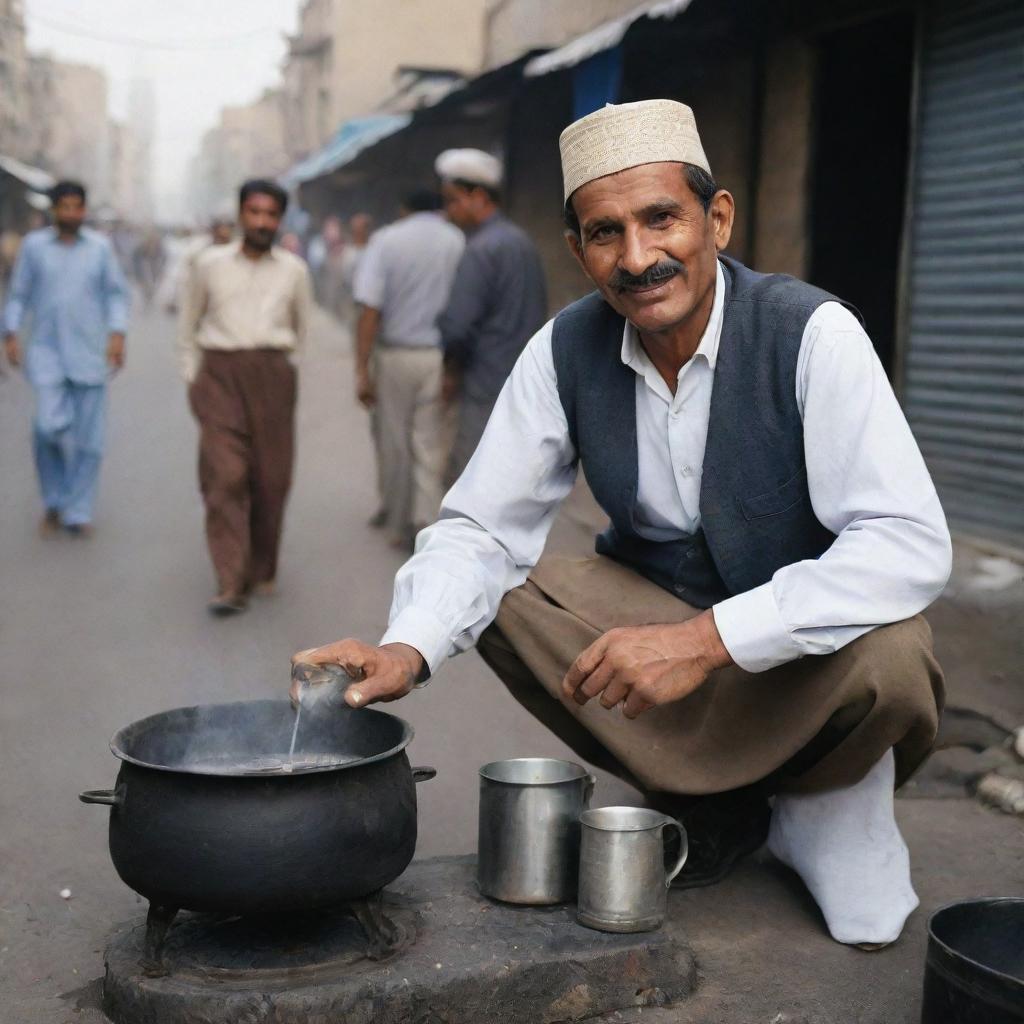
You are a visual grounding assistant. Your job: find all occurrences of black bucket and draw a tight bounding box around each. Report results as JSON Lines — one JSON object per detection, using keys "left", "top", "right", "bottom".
{"left": 921, "top": 898, "right": 1024, "bottom": 1023}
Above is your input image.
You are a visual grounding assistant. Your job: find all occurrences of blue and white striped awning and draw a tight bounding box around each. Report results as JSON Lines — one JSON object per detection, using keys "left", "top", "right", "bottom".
{"left": 524, "top": 0, "right": 694, "bottom": 78}
{"left": 280, "top": 114, "right": 412, "bottom": 188}
{"left": 0, "top": 153, "right": 55, "bottom": 193}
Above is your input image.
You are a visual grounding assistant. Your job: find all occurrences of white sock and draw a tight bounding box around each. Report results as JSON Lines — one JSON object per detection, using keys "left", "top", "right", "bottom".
{"left": 767, "top": 749, "right": 919, "bottom": 946}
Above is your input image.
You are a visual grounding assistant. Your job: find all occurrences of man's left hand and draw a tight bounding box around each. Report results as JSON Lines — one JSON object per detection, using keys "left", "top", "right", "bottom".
{"left": 107, "top": 332, "right": 126, "bottom": 371}
{"left": 562, "top": 610, "right": 733, "bottom": 719}
{"left": 441, "top": 365, "right": 460, "bottom": 404}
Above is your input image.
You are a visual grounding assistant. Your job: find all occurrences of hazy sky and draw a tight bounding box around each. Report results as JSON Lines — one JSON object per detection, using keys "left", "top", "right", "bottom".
{"left": 25, "top": 0, "right": 302, "bottom": 219}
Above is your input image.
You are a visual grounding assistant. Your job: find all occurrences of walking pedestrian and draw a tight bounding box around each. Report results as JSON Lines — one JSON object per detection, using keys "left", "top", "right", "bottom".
{"left": 314, "top": 216, "right": 346, "bottom": 316}
{"left": 178, "top": 179, "right": 313, "bottom": 616}
{"left": 132, "top": 229, "right": 166, "bottom": 307}
{"left": 157, "top": 214, "right": 234, "bottom": 316}
{"left": 2, "top": 180, "right": 130, "bottom": 536}
{"left": 353, "top": 191, "right": 464, "bottom": 548}
{"left": 338, "top": 212, "right": 373, "bottom": 330}
{"left": 435, "top": 149, "right": 547, "bottom": 482}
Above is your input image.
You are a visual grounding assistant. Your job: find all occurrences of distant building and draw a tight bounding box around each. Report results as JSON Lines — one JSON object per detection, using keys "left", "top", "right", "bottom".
{"left": 126, "top": 78, "right": 156, "bottom": 223}
{"left": 186, "top": 88, "right": 290, "bottom": 220}
{"left": 280, "top": 0, "right": 490, "bottom": 163}
{"left": 46, "top": 61, "right": 112, "bottom": 202}
{"left": 0, "top": 0, "right": 31, "bottom": 156}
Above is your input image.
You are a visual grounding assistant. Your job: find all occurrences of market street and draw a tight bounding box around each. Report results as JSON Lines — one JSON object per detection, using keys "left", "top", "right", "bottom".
{"left": 1, "top": 301, "right": 1021, "bottom": 1024}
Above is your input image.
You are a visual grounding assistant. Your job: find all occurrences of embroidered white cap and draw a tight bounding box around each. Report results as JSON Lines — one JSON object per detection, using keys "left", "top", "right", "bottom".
{"left": 434, "top": 148, "right": 503, "bottom": 189}
{"left": 559, "top": 99, "right": 711, "bottom": 203}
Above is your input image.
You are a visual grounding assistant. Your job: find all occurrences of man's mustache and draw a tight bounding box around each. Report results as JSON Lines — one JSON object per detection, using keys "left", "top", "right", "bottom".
{"left": 610, "top": 257, "right": 686, "bottom": 291}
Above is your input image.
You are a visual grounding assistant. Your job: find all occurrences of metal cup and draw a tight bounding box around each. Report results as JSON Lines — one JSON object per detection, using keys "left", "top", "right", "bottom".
{"left": 577, "top": 806, "right": 688, "bottom": 933}
{"left": 477, "top": 758, "right": 596, "bottom": 905}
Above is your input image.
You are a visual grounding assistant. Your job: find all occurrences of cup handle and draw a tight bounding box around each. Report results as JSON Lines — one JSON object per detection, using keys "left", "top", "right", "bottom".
{"left": 662, "top": 819, "right": 689, "bottom": 887}
{"left": 583, "top": 773, "right": 597, "bottom": 807}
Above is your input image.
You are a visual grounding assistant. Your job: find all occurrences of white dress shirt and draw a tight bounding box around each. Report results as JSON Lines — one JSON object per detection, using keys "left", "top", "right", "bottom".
{"left": 381, "top": 260, "right": 952, "bottom": 675}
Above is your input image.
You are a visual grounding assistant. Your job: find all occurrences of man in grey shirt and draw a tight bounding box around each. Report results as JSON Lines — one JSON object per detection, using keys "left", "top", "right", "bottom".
{"left": 353, "top": 190, "right": 464, "bottom": 548}
{"left": 435, "top": 149, "right": 547, "bottom": 481}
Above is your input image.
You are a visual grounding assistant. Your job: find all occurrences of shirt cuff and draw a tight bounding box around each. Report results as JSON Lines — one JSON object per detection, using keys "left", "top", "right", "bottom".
{"left": 379, "top": 605, "right": 453, "bottom": 678}
{"left": 712, "top": 583, "right": 803, "bottom": 673}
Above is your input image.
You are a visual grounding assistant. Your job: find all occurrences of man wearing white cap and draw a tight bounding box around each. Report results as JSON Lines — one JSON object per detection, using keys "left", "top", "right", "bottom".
{"left": 433, "top": 148, "right": 547, "bottom": 481}
{"left": 294, "top": 101, "right": 950, "bottom": 948}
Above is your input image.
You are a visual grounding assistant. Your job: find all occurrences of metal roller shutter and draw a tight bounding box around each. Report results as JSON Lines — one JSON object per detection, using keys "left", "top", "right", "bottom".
{"left": 903, "top": 0, "right": 1024, "bottom": 546}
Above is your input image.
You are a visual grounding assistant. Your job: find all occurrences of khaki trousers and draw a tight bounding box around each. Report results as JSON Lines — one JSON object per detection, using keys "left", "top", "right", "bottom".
{"left": 189, "top": 349, "right": 296, "bottom": 596}
{"left": 373, "top": 345, "right": 450, "bottom": 540}
{"left": 477, "top": 555, "right": 944, "bottom": 797}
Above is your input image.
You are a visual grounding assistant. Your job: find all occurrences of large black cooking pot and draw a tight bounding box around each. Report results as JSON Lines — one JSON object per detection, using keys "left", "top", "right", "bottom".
{"left": 921, "top": 898, "right": 1024, "bottom": 1023}
{"left": 80, "top": 699, "right": 435, "bottom": 917}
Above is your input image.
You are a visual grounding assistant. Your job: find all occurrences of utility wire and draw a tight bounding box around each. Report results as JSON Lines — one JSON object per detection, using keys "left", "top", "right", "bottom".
{"left": 12, "top": 11, "right": 285, "bottom": 51}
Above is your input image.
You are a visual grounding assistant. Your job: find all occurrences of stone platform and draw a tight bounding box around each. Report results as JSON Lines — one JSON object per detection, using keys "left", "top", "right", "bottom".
{"left": 103, "top": 856, "right": 697, "bottom": 1024}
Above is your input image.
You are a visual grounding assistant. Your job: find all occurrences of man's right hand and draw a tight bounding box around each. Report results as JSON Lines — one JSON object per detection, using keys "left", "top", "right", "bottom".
{"left": 4, "top": 333, "right": 21, "bottom": 368}
{"left": 290, "top": 639, "right": 424, "bottom": 708}
{"left": 356, "top": 368, "right": 375, "bottom": 409}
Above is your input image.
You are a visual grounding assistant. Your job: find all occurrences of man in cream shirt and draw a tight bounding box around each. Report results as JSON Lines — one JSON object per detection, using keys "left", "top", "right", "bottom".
{"left": 294, "top": 102, "right": 950, "bottom": 948}
{"left": 180, "top": 178, "right": 312, "bottom": 615}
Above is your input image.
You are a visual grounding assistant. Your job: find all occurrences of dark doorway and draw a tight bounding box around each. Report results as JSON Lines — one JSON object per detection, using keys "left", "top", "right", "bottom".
{"left": 809, "top": 13, "right": 915, "bottom": 377}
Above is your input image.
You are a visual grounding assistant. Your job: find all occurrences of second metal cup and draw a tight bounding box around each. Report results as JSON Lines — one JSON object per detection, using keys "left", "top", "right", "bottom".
{"left": 577, "top": 806, "right": 688, "bottom": 933}
{"left": 477, "top": 757, "right": 595, "bottom": 905}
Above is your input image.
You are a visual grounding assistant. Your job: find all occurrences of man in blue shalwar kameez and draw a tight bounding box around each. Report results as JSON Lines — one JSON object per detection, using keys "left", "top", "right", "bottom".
{"left": 2, "top": 181, "right": 130, "bottom": 536}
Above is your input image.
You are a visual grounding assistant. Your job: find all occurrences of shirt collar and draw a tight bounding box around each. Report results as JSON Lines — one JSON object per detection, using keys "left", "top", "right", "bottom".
{"left": 620, "top": 258, "right": 725, "bottom": 376}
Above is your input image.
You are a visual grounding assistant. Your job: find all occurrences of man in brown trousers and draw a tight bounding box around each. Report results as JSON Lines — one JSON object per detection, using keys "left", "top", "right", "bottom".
{"left": 180, "top": 179, "right": 312, "bottom": 615}
{"left": 294, "top": 101, "right": 950, "bottom": 947}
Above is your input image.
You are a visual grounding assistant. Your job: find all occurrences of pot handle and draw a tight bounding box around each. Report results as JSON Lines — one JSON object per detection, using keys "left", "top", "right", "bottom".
{"left": 412, "top": 766, "right": 437, "bottom": 783}
{"left": 79, "top": 787, "right": 123, "bottom": 806}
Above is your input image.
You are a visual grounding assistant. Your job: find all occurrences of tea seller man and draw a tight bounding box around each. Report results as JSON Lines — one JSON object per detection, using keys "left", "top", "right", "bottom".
{"left": 294, "top": 100, "right": 950, "bottom": 948}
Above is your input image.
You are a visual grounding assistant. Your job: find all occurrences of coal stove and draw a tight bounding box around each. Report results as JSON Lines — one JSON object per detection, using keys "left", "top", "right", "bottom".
{"left": 103, "top": 856, "right": 698, "bottom": 1024}
{"left": 140, "top": 888, "right": 409, "bottom": 979}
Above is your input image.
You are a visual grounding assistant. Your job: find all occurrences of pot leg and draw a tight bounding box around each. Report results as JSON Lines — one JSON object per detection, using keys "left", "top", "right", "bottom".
{"left": 141, "top": 903, "right": 178, "bottom": 977}
{"left": 350, "top": 890, "right": 400, "bottom": 961}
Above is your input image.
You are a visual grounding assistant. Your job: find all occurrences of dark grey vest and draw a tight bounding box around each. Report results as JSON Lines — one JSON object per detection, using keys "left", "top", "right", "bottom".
{"left": 551, "top": 256, "right": 858, "bottom": 608}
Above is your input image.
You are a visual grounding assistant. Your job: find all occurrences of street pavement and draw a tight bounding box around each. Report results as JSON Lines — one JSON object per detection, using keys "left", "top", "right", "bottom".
{"left": 1, "top": 301, "right": 1020, "bottom": 1023}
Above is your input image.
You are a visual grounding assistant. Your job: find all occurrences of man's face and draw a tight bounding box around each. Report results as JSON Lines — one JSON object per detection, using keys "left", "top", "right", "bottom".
{"left": 322, "top": 216, "right": 343, "bottom": 246}
{"left": 211, "top": 221, "right": 233, "bottom": 245}
{"left": 239, "top": 192, "right": 283, "bottom": 252}
{"left": 52, "top": 195, "right": 86, "bottom": 235}
{"left": 441, "top": 182, "right": 479, "bottom": 231}
{"left": 349, "top": 214, "right": 372, "bottom": 246}
{"left": 566, "top": 162, "right": 733, "bottom": 337}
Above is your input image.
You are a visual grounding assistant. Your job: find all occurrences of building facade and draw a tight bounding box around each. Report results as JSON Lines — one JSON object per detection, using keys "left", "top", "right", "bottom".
{"left": 187, "top": 89, "right": 291, "bottom": 220}
{"left": 281, "top": 0, "right": 491, "bottom": 163}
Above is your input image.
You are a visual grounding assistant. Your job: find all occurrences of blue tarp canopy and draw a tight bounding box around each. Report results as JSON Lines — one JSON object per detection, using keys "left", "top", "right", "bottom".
{"left": 281, "top": 114, "right": 412, "bottom": 189}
